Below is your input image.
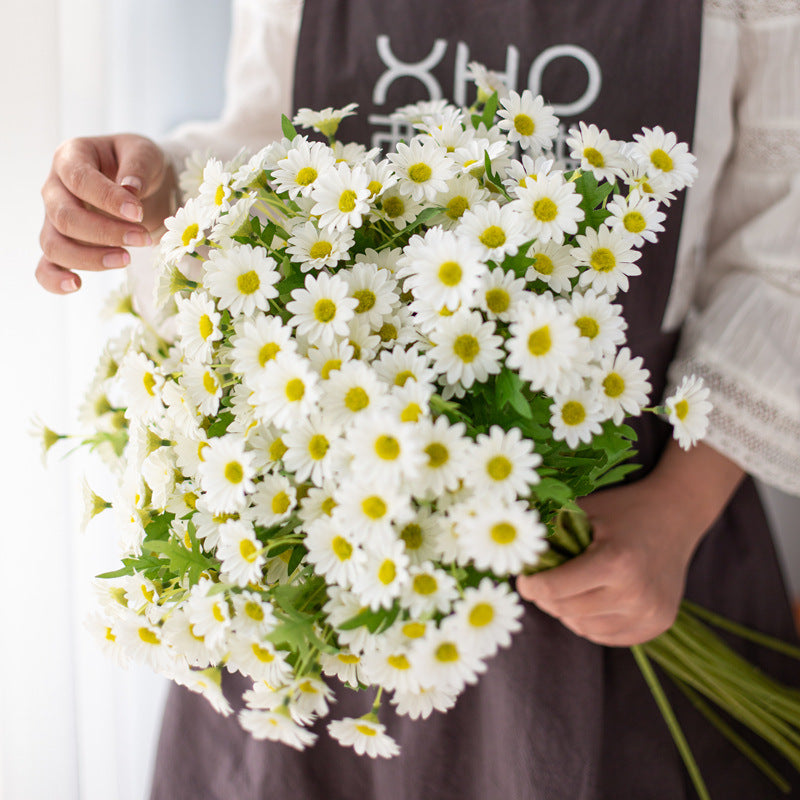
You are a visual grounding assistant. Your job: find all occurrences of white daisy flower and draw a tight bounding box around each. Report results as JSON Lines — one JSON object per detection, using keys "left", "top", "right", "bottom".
{"left": 160, "top": 608, "right": 220, "bottom": 669}
{"left": 566, "top": 122, "right": 628, "bottom": 183}
{"left": 454, "top": 579, "right": 524, "bottom": 658}
{"left": 355, "top": 246, "right": 404, "bottom": 275}
{"left": 250, "top": 473, "right": 297, "bottom": 527}
{"left": 176, "top": 292, "right": 222, "bottom": 362}
{"left": 506, "top": 295, "right": 584, "bottom": 395}
{"left": 550, "top": 388, "right": 605, "bottom": 449}
{"left": 286, "top": 220, "right": 355, "bottom": 271}
{"left": 390, "top": 684, "right": 458, "bottom": 720}
{"left": 395, "top": 507, "right": 444, "bottom": 565}
{"left": 320, "top": 649, "right": 365, "bottom": 689}
{"left": 387, "top": 138, "right": 456, "bottom": 202}
{"left": 307, "top": 339, "right": 354, "bottom": 380}
{"left": 497, "top": 90, "right": 558, "bottom": 153}
{"left": 197, "top": 435, "right": 256, "bottom": 514}
{"left": 606, "top": 190, "right": 666, "bottom": 246}
{"left": 286, "top": 272, "right": 357, "bottom": 347}
{"left": 231, "top": 146, "right": 271, "bottom": 190}
{"left": 451, "top": 136, "right": 511, "bottom": 180}
{"left": 141, "top": 446, "right": 177, "bottom": 511}
{"left": 374, "top": 344, "right": 436, "bottom": 389}
{"left": 378, "top": 187, "right": 424, "bottom": 229}
{"left": 160, "top": 197, "right": 214, "bottom": 260}
{"left": 502, "top": 154, "right": 556, "bottom": 198}
{"left": 239, "top": 708, "right": 317, "bottom": 751}
{"left": 563, "top": 290, "right": 627, "bottom": 359}
{"left": 401, "top": 563, "right": 458, "bottom": 617}
{"left": 209, "top": 191, "right": 258, "bottom": 247}
{"left": 304, "top": 515, "right": 366, "bottom": 588}
{"left": 620, "top": 152, "right": 676, "bottom": 206}
{"left": 573, "top": 224, "right": 642, "bottom": 296}
{"left": 271, "top": 138, "right": 335, "bottom": 199}
{"left": 353, "top": 538, "right": 411, "bottom": 611}
{"left": 433, "top": 173, "right": 489, "bottom": 230}
{"left": 391, "top": 99, "right": 453, "bottom": 126}
{"left": 228, "top": 634, "right": 294, "bottom": 685}
{"left": 115, "top": 614, "right": 178, "bottom": 674}
{"left": 455, "top": 499, "right": 547, "bottom": 574}
{"left": 328, "top": 716, "right": 400, "bottom": 759}
{"left": 297, "top": 482, "right": 338, "bottom": 528}
{"left": 415, "top": 618, "right": 486, "bottom": 693}
{"left": 596, "top": 347, "right": 652, "bottom": 425}
{"left": 475, "top": 267, "right": 527, "bottom": 322}
{"left": 457, "top": 200, "right": 528, "bottom": 262}
{"left": 197, "top": 158, "right": 233, "bottom": 215}
{"left": 217, "top": 519, "right": 265, "bottom": 587}
{"left": 409, "top": 416, "right": 471, "bottom": 498}
{"left": 181, "top": 360, "right": 222, "bottom": 417}
{"left": 466, "top": 60, "right": 511, "bottom": 100}
{"left": 343, "top": 262, "right": 399, "bottom": 328}
{"left": 665, "top": 374, "right": 712, "bottom": 450}
{"left": 251, "top": 351, "right": 320, "bottom": 430}
{"left": 346, "top": 317, "right": 382, "bottom": 363}
{"left": 231, "top": 591, "right": 278, "bottom": 638}
{"left": 511, "top": 172, "right": 584, "bottom": 244}
{"left": 293, "top": 102, "right": 358, "bottom": 138}
{"left": 429, "top": 311, "right": 504, "bottom": 389}
{"left": 320, "top": 359, "right": 389, "bottom": 426}
{"left": 374, "top": 306, "right": 418, "bottom": 351}
{"left": 310, "top": 162, "right": 372, "bottom": 231}
{"left": 118, "top": 351, "right": 165, "bottom": 423}
{"left": 172, "top": 666, "right": 234, "bottom": 717}
{"left": 231, "top": 316, "right": 297, "bottom": 387}
{"left": 331, "top": 139, "right": 381, "bottom": 167}
{"left": 385, "top": 380, "right": 434, "bottom": 426}
{"left": 630, "top": 126, "right": 698, "bottom": 191}
{"left": 203, "top": 244, "right": 280, "bottom": 317}
{"left": 332, "top": 479, "right": 413, "bottom": 544}
{"left": 282, "top": 413, "right": 340, "bottom": 486}
{"left": 526, "top": 240, "right": 579, "bottom": 294}
{"left": 360, "top": 640, "right": 420, "bottom": 695}
{"left": 398, "top": 227, "right": 487, "bottom": 312}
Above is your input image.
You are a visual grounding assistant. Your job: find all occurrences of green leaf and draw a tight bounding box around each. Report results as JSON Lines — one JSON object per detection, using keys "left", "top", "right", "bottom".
{"left": 206, "top": 411, "right": 234, "bottom": 439}
{"left": 287, "top": 544, "right": 307, "bottom": 575}
{"left": 593, "top": 462, "right": 642, "bottom": 489}
{"left": 338, "top": 604, "right": 400, "bottom": 633}
{"left": 145, "top": 539, "right": 216, "bottom": 581}
{"left": 143, "top": 513, "right": 175, "bottom": 543}
{"left": 481, "top": 92, "right": 499, "bottom": 128}
{"left": 281, "top": 114, "right": 298, "bottom": 140}
{"left": 531, "top": 477, "right": 575, "bottom": 506}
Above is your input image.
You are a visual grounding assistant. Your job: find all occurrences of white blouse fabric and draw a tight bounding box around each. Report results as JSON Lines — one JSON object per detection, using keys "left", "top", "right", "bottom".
{"left": 157, "top": 0, "right": 800, "bottom": 496}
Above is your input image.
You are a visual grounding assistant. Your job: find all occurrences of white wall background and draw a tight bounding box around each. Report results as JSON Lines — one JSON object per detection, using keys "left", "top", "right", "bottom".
{"left": 0, "top": 3, "right": 797, "bottom": 799}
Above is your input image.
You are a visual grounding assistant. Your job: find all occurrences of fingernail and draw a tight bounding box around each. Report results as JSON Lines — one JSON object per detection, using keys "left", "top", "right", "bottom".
{"left": 120, "top": 175, "right": 143, "bottom": 193}
{"left": 121, "top": 202, "right": 143, "bottom": 222}
{"left": 61, "top": 278, "right": 79, "bottom": 293}
{"left": 103, "top": 251, "right": 131, "bottom": 269}
{"left": 123, "top": 231, "right": 152, "bottom": 247}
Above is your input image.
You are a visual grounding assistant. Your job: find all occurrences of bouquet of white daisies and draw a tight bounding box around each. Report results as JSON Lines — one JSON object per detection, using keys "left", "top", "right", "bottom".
{"left": 46, "top": 76, "right": 800, "bottom": 795}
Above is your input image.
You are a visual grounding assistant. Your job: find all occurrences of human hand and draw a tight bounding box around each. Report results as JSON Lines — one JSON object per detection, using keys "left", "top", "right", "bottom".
{"left": 516, "top": 442, "right": 745, "bottom": 647}
{"left": 37, "top": 133, "right": 175, "bottom": 294}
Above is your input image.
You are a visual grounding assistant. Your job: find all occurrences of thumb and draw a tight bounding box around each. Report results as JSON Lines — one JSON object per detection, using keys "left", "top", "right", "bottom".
{"left": 112, "top": 133, "right": 167, "bottom": 200}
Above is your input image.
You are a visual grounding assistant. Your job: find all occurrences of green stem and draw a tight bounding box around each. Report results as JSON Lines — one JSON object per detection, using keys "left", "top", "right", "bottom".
{"left": 630, "top": 644, "right": 711, "bottom": 800}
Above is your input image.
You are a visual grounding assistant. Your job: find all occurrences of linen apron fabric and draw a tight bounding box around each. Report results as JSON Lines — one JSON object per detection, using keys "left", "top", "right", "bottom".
{"left": 150, "top": 3, "right": 800, "bottom": 798}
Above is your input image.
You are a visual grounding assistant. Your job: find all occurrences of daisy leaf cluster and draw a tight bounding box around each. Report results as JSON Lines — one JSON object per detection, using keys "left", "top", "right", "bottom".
{"left": 57, "top": 80, "right": 709, "bottom": 758}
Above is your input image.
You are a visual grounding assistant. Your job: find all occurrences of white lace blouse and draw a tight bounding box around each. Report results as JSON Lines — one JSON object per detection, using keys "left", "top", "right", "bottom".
{"left": 157, "top": 0, "right": 800, "bottom": 496}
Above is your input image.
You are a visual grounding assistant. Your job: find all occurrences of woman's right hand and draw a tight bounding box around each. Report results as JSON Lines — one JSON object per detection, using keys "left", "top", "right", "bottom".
{"left": 37, "top": 133, "right": 176, "bottom": 294}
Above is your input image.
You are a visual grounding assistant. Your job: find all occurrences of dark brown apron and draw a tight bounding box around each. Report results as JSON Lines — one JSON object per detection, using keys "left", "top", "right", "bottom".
{"left": 151, "top": 3, "right": 800, "bottom": 798}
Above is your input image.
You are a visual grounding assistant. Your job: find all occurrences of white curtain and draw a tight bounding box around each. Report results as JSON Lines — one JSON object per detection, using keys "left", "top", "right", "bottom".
{"left": 0, "top": 2, "right": 229, "bottom": 799}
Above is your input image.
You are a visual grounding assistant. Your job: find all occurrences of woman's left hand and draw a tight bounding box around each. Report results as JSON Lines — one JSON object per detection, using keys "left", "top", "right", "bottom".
{"left": 516, "top": 440, "right": 745, "bottom": 647}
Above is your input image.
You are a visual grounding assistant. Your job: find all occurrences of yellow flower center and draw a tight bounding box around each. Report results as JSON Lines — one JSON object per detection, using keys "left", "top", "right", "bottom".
{"left": 674, "top": 399, "right": 689, "bottom": 420}
{"left": 285, "top": 378, "right": 305, "bottom": 402}
{"left": 258, "top": 341, "right": 280, "bottom": 367}
{"left": 623, "top": 211, "right": 647, "bottom": 234}
{"left": 212, "top": 602, "right": 226, "bottom": 623}
{"left": 513, "top": 113, "right": 535, "bottom": 136}
{"left": 485, "top": 287, "right": 510, "bottom": 314}
{"left": 400, "top": 402, "right": 423, "bottom": 423}
{"left": 309, "top": 240, "right": 333, "bottom": 260}
{"left": 402, "top": 621, "right": 426, "bottom": 638}
{"left": 590, "top": 248, "right": 616, "bottom": 273}
{"left": 408, "top": 162, "right": 432, "bottom": 183}
{"left": 332, "top": 535, "right": 353, "bottom": 561}
{"left": 435, "top": 642, "right": 459, "bottom": 662}
{"left": 379, "top": 322, "right": 398, "bottom": 342}
{"left": 446, "top": 195, "right": 469, "bottom": 220}
{"left": 532, "top": 253, "right": 554, "bottom": 276}
{"left": 603, "top": 372, "right": 626, "bottom": 398}
{"left": 224, "top": 461, "right": 244, "bottom": 484}
{"left": 575, "top": 316, "right": 600, "bottom": 339}
{"left": 269, "top": 437, "right": 288, "bottom": 461}
{"left": 353, "top": 289, "right": 376, "bottom": 313}
{"left": 338, "top": 653, "right": 360, "bottom": 664}
{"left": 272, "top": 491, "right": 291, "bottom": 515}
{"left": 198, "top": 314, "right": 214, "bottom": 340}
{"left": 251, "top": 643, "right": 275, "bottom": 663}
{"left": 239, "top": 538, "right": 257, "bottom": 563}
{"left": 202, "top": 371, "right": 218, "bottom": 395}
{"left": 383, "top": 196, "right": 405, "bottom": 218}
{"left": 479, "top": 225, "right": 507, "bottom": 250}
{"left": 491, "top": 522, "right": 517, "bottom": 544}
{"left": 533, "top": 198, "right": 557, "bottom": 222}
{"left": 413, "top": 574, "right": 437, "bottom": 595}
{"left": 378, "top": 559, "right": 397, "bottom": 584}
{"left": 237, "top": 270, "right": 260, "bottom": 295}
{"left": 527, "top": 326, "right": 552, "bottom": 356}
{"left": 321, "top": 497, "right": 337, "bottom": 516}
{"left": 296, "top": 166, "right": 318, "bottom": 186}
{"left": 314, "top": 298, "right": 337, "bottom": 323}
{"left": 338, "top": 189, "right": 357, "bottom": 213}
{"left": 367, "top": 179, "right": 383, "bottom": 196}
{"left": 387, "top": 653, "right": 410, "bottom": 670}
{"left": 198, "top": 441, "right": 209, "bottom": 461}
{"left": 181, "top": 223, "right": 199, "bottom": 247}
{"left": 362, "top": 495, "right": 387, "bottom": 520}
{"left": 650, "top": 148, "right": 674, "bottom": 172}
{"left": 143, "top": 372, "right": 156, "bottom": 397}
{"left": 438, "top": 261, "right": 463, "bottom": 287}
{"left": 308, "top": 433, "right": 330, "bottom": 461}
{"left": 562, "top": 400, "right": 587, "bottom": 425}
{"left": 344, "top": 386, "right": 370, "bottom": 412}
{"left": 214, "top": 184, "right": 227, "bottom": 206}
{"left": 400, "top": 522, "right": 423, "bottom": 550}
{"left": 138, "top": 627, "right": 160, "bottom": 646}
{"left": 583, "top": 147, "right": 605, "bottom": 168}
{"left": 487, "top": 455, "right": 513, "bottom": 481}
{"left": 425, "top": 442, "right": 449, "bottom": 468}
{"left": 374, "top": 435, "right": 400, "bottom": 460}
{"left": 356, "top": 724, "right": 378, "bottom": 737}
{"left": 469, "top": 602, "right": 495, "bottom": 627}
{"left": 244, "top": 600, "right": 264, "bottom": 621}
{"left": 321, "top": 358, "right": 342, "bottom": 379}
{"left": 394, "top": 370, "right": 415, "bottom": 387}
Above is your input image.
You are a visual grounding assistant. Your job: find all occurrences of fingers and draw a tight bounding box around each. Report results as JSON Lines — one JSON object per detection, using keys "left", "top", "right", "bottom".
{"left": 517, "top": 543, "right": 613, "bottom": 604}
{"left": 35, "top": 257, "right": 81, "bottom": 295}
{"left": 112, "top": 133, "right": 168, "bottom": 202}
{"left": 40, "top": 219, "right": 132, "bottom": 273}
